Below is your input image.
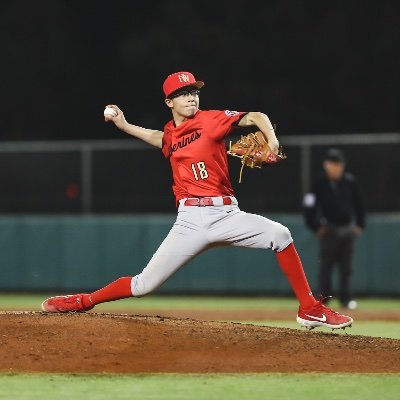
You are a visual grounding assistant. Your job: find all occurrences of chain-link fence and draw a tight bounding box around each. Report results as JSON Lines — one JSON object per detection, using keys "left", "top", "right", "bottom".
{"left": 1, "top": 133, "right": 399, "bottom": 214}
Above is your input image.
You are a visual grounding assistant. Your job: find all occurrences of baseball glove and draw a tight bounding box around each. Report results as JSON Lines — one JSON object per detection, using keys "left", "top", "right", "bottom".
{"left": 227, "top": 130, "right": 287, "bottom": 182}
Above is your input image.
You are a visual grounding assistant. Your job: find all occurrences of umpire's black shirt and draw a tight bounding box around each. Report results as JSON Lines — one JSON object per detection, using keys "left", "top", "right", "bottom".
{"left": 303, "top": 172, "right": 365, "bottom": 232}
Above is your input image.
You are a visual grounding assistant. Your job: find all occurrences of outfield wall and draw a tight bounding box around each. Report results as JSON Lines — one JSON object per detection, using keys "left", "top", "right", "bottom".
{"left": 0, "top": 214, "right": 399, "bottom": 295}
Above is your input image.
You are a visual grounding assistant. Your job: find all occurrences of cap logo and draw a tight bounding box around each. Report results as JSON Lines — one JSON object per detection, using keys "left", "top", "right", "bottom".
{"left": 178, "top": 73, "right": 190, "bottom": 83}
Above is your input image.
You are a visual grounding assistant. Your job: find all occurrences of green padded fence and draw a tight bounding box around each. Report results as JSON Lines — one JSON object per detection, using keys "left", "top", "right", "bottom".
{"left": 0, "top": 214, "right": 399, "bottom": 295}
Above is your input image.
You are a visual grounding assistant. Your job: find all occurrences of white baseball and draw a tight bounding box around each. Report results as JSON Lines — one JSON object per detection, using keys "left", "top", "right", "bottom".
{"left": 104, "top": 107, "right": 117, "bottom": 117}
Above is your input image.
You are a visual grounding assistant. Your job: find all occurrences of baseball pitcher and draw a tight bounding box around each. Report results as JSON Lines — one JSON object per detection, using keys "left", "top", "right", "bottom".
{"left": 42, "top": 71, "right": 353, "bottom": 330}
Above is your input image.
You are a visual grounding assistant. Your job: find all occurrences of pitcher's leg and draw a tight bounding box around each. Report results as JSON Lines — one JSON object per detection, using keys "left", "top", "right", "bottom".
{"left": 83, "top": 222, "right": 208, "bottom": 307}
{"left": 276, "top": 243, "right": 317, "bottom": 309}
{"left": 42, "top": 275, "right": 136, "bottom": 312}
{"left": 82, "top": 276, "right": 134, "bottom": 309}
{"left": 42, "top": 210, "right": 209, "bottom": 312}
{"left": 212, "top": 210, "right": 316, "bottom": 309}
{"left": 132, "top": 221, "right": 209, "bottom": 297}
{"left": 210, "top": 209, "right": 293, "bottom": 251}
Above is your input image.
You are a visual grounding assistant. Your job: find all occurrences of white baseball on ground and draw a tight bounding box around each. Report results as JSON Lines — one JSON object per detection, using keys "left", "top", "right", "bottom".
{"left": 104, "top": 107, "right": 117, "bottom": 117}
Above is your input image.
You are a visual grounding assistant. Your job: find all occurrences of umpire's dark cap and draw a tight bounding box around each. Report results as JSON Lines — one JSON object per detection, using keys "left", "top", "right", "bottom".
{"left": 324, "top": 148, "right": 345, "bottom": 163}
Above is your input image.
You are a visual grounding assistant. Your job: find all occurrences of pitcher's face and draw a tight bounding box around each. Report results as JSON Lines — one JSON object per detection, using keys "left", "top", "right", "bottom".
{"left": 165, "top": 87, "right": 200, "bottom": 120}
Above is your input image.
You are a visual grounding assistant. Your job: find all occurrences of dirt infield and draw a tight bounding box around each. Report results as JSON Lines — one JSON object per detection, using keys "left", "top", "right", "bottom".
{"left": 1, "top": 312, "right": 399, "bottom": 373}
{"left": 106, "top": 308, "right": 400, "bottom": 322}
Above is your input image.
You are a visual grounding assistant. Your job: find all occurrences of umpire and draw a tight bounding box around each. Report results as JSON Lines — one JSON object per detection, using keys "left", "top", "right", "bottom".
{"left": 303, "top": 148, "right": 365, "bottom": 310}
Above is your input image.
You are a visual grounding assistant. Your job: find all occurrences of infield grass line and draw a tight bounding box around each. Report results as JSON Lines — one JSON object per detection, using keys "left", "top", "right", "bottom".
{"left": 0, "top": 294, "right": 399, "bottom": 311}
{"left": 242, "top": 320, "right": 400, "bottom": 339}
{"left": 1, "top": 294, "right": 399, "bottom": 339}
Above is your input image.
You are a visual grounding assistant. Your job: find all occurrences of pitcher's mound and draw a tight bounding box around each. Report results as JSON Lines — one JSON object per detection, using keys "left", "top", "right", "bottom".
{"left": 1, "top": 312, "right": 399, "bottom": 373}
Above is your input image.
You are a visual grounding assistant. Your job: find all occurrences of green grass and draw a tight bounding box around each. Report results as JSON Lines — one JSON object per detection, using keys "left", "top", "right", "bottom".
{"left": 245, "top": 320, "right": 400, "bottom": 339}
{"left": 97, "top": 296, "right": 400, "bottom": 311}
{"left": 0, "top": 373, "right": 399, "bottom": 400}
{"left": 1, "top": 294, "right": 399, "bottom": 339}
{"left": 0, "top": 293, "right": 299, "bottom": 310}
{"left": 100, "top": 296, "right": 400, "bottom": 340}
{"left": 1, "top": 295, "right": 399, "bottom": 399}
{"left": 1, "top": 293, "right": 399, "bottom": 311}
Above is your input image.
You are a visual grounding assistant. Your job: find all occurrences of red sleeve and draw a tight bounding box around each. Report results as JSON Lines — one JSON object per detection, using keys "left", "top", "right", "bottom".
{"left": 161, "top": 121, "right": 173, "bottom": 158}
{"left": 208, "top": 110, "right": 247, "bottom": 141}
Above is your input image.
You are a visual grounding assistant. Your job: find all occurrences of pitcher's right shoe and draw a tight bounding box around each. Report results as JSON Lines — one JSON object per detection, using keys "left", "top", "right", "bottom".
{"left": 41, "top": 294, "right": 93, "bottom": 313}
{"left": 297, "top": 300, "right": 353, "bottom": 330}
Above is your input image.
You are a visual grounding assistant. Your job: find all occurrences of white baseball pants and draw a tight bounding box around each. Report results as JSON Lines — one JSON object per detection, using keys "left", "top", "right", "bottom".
{"left": 131, "top": 196, "right": 293, "bottom": 296}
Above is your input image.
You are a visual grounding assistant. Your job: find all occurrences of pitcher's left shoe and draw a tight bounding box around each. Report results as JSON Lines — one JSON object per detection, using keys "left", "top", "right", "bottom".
{"left": 297, "top": 300, "right": 353, "bottom": 330}
{"left": 41, "top": 294, "right": 93, "bottom": 313}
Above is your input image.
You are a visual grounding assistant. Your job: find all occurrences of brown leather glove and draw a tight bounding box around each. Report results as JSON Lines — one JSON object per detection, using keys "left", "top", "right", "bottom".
{"left": 227, "top": 131, "right": 287, "bottom": 182}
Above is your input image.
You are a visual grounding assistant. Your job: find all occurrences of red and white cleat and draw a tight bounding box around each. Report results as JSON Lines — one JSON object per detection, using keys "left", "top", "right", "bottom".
{"left": 297, "top": 299, "right": 353, "bottom": 330}
{"left": 41, "top": 294, "right": 93, "bottom": 313}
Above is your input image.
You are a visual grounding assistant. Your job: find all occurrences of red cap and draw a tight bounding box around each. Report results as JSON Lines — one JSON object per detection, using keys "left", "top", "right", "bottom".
{"left": 163, "top": 71, "right": 204, "bottom": 98}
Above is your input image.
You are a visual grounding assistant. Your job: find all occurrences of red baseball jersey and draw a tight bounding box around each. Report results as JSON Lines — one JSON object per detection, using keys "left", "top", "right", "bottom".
{"left": 162, "top": 109, "right": 247, "bottom": 201}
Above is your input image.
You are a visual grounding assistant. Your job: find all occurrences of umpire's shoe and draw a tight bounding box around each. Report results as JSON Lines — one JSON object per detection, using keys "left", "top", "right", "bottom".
{"left": 296, "top": 299, "right": 353, "bottom": 330}
{"left": 41, "top": 294, "right": 93, "bottom": 313}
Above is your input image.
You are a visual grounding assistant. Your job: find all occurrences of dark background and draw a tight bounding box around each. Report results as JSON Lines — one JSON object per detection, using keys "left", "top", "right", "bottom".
{"left": 1, "top": 0, "right": 399, "bottom": 140}
{"left": 0, "top": 0, "right": 399, "bottom": 213}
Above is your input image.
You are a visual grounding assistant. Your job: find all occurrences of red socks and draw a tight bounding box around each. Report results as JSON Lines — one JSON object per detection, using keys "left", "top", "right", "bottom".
{"left": 275, "top": 243, "right": 317, "bottom": 309}
{"left": 82, "top": 276, "right": 133, "bottom": 308}
{"left": 81, "top": 244, "right": 315, "bottom": 310}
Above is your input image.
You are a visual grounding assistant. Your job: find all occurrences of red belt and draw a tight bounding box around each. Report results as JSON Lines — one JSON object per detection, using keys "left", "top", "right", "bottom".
{"left": 184, "top": 197, "right": 232, "bottom": 206}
